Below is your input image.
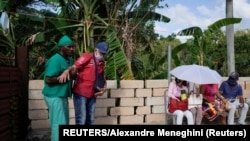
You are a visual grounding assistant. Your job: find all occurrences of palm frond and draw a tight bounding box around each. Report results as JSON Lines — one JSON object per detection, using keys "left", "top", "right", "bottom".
{"left": 208, "top": 18, "right": 242, "bottom": 32}
{"left": 106, "top": 26, "right": 134, "bottom": 80}
{"left": 177, "top": 26, "right": 203, "bottom": 37}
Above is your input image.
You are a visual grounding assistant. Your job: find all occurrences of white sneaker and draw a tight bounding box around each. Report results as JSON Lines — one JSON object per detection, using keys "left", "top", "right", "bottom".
{"left": 238, "top": 121, "right": 246, "bottom": 125}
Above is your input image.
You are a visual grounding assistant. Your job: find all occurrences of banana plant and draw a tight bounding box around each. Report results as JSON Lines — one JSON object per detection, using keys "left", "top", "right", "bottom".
{"left": 20, "top": 0, "right": 134, "bottom": 80}
{"left": 172, "top": 17, "right": 242, "bottom": 67}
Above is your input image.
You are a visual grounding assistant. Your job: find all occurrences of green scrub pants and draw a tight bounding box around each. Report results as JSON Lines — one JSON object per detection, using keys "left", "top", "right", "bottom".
{"left": 44, "top": 96, "right": 69, "bottom": 141}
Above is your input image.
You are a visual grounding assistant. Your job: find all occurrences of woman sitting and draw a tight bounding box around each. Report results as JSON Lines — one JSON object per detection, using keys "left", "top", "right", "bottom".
{"left": 167, "top": 78, "right": 194, "bottom": 125}
{"left": 200, "top": 84, "right": 227, "bottom": 123}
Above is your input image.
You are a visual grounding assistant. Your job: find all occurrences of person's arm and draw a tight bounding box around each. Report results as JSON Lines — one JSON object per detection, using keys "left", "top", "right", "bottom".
{"left": 216, "top": 91, "right": 227, "bottom": 104}
{"left": 216, "top": 82, "right": 228, "bottom": 104}
{"left": 168, "top": 82, "right": 179, "bottom": 100}
{"left": 239, "top": 96, "right": 245, "bottom": 105}
{"left": 57, "top": 65, "right": 77, "bottom": 83}
{"left": 200, "top": 85, "right": 207, "bottom": 100}
{"left": 238, "top": 85, "right": 245, "bottom": 107}
{"left": 45, "top": 76, "right": 61, "bottom": 84}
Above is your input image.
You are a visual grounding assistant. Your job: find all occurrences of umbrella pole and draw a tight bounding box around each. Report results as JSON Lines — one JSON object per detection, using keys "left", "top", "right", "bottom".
{"left": 165, "top": 45, "right": 172, "bottom": 124}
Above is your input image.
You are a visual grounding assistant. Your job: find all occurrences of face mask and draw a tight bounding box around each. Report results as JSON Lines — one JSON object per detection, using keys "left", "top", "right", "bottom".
{"left": 95, "top": 54, "right": 104, "bottom": 61}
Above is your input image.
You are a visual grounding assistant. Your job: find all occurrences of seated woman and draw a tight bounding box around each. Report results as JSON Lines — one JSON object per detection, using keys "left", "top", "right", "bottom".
{"left": 187, "top": 82, "right": 203, "bottom": 125}
{"left": 167, "top": 78, "right": 194, "bottom": 125}
{"left": 200, "top": 84, "right": 227, "bottom": 123}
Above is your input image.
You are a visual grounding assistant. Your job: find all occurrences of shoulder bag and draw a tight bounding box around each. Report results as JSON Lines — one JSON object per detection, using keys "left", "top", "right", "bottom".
{"left": 93, "top": 54, "right": 106, "bottom": 92}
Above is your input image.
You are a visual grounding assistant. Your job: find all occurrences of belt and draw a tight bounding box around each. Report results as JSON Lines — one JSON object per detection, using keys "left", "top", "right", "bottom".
{"left": 229, "top": 99, "right": 235, "bottom": 103}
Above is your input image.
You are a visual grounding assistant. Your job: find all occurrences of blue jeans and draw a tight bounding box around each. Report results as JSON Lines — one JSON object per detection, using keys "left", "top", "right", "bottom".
{"left": 73, "top": 93, "right": 96, "bottom": 125}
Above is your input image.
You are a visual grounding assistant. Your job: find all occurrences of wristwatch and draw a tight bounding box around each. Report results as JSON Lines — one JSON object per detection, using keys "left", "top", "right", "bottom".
{"left": 239, "top": 103, "right": 244, "bottom": 108}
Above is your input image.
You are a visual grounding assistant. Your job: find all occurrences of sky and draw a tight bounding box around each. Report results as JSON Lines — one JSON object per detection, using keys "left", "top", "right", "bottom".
{"left": 155, "top": 0, "right": 250, "bottom": 41}
{"left": 25, "top": 0, "right": 250, "bottom": 42}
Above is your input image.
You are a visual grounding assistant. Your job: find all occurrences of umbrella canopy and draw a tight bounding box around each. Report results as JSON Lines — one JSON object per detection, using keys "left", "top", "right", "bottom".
{"left": 170, "top": 64, "right": 222, "bottom": 84}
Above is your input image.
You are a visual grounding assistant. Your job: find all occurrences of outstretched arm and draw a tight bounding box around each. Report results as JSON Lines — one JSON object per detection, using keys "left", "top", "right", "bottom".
{"left": 57, "top": 65, "right": 77, "bottom": 83}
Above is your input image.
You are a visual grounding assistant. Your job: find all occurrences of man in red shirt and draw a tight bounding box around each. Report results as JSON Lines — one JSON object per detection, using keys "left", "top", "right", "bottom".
{"left": 58, "top": 42, "right": 108, "bottom": 125}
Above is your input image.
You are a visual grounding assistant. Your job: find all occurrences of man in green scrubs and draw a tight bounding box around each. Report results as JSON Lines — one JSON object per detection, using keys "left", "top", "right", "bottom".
{"left": 42, "top": 35, "right": 74, "bottom": 141}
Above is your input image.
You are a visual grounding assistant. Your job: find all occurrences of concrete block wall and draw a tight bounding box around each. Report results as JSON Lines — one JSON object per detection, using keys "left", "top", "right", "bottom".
{"left": 28, "top": 78, "right": 250, "bottom": 129}
{"left": 28, "top": 79, "right": 169, "bottom": 129}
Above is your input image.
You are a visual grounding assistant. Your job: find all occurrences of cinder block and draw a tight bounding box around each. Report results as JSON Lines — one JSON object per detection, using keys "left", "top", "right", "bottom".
{"left": 145, "top": 80, "right": 168, "bottom": 88}
{"left": 95, "top": 116, "right": 118, "bottom": 125}
{"left": 69, "top": 108, "right": 75, "bottom": 118}
{"left": 29, "top": 110, "right": 48, "bottom": 120}
{"left": 68, "top": 99, "right": 74, "bottom": 109}
{"left": 153, "top": 88, "right": 166, "bottom": 97}
{"left": 135, "top": 89, "right": 152, "bottom": 97}
{"left": 95, "top": 107, "right": 108, "bottom": 117}
{"left": 145, "top": 96, "right": 164, "bottom": 106}
{"left": 119, "top": 115, "right": 144, "bottom": 124}
{"left": 245, "top": 81, "right": 250, "bottom": 90}
{"left": 69, "top": 118, "right": 75, "bottom": 125}
{"left": 120, "top": 97, "right": 144, "bottom": 106}
{"left": 107, "top": 80, "right": 118, "bottom": 89}
{"left": 152, "top": 105, "right": 165, "bottom": 114}
{"left": 238, "top": 81, "right": 245, "bottom": 89}
{"left": 96, "top": 98, "right": 116, "bottom": 108}
{"left": 29, "top": 80, "right": 44, "bottom": 90}
{"left": 145, "top": 113, "right": 165, "bottom": 124}
{"left": 29, "top": 90, "right": 44, "bottom": 99}
{"left": 136, "top": 106, "right": 151, "bottom": 115}
{"left": 31, "top": 119, "right": 50, "bottom": 129}
{"left": 120, "top": 80, "right": 144, "bottom": 88}
{"left": 29, "top": 100, "right": 47, "bottom": 110}
{"left": 110, "top": 89, "right": 134, "bottom": 98}
{"left": 243, "top": 89, "right": 250, "bottom": 98}
{"left": 110, "top": 107, "right": 134, "bottom": 116}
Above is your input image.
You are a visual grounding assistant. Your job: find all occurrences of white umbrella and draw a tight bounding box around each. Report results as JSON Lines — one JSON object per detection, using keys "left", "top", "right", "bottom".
{"left": 170, "top": 64, "right": 222, "bottom": 84}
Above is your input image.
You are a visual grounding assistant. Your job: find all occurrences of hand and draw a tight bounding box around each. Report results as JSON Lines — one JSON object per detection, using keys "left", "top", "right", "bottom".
{"left": 94, "top": 88, "right": 106, "bottom": 97}
{"left": 174, "top": 97, "right": 180, "bottom": 101}
{"left": 222, "top": 99, "right": 228, "bottom": 104}
{"left": 189, "top": 90, "right": 194, "bottom": 94}
{"left": 57, "top": 69, "right": 70, "bottom": 83}
{"left": 196, "top": 93, "right": 200, "bottom": 98}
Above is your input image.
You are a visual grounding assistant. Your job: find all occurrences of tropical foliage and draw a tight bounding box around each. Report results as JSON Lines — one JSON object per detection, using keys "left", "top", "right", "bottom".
{"left": 1, "top": 0, "right": 250, "bottom": 79}
{"left": 1, "top": 0, "right": 171, "bottom": 80}
{"left": 171, "top": 18, "right": 242, "bottom": 73}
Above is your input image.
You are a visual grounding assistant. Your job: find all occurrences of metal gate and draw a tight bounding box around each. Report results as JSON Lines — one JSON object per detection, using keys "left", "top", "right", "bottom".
{"left": 0, "top": 46, "right": 29, "bottom": 141}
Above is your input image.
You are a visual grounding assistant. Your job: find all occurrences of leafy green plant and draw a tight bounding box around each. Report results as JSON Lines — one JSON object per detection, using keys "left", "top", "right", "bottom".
{"left": 172, "top": 18, "right": 242, "bottom": 68}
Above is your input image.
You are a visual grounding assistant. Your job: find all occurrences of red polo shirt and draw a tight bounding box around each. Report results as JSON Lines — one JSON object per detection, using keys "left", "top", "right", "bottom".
{"left": 72, "top": 53, "right": 105, "bottom": 98}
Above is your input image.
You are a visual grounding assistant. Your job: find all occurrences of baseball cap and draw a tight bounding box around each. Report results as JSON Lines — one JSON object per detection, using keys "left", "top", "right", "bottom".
{"left": 229, "top": 72, "right": 239, "bottom": 80}
{"left": 96, "top": 42, "right": 108, "bottom": 54}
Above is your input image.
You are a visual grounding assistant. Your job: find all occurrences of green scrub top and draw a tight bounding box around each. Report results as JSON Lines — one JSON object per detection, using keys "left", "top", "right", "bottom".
{"left": 42, "top": 53, "right": 73, "bottom": 98}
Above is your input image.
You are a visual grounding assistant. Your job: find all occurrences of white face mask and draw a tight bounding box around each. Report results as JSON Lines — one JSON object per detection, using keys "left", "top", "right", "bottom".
{"left": 95, "top": 54, "right": 104, "bottom": 61}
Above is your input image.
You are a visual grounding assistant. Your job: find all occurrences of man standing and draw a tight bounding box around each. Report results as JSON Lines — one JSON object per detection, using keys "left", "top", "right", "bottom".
{"left": 58, "top": 42, "right": 108, "bottom": 125}
{"left": 42, "top": 35, "right": 74, "bottom": 141}
{"left": 219, "top": 72, "right": 249, "bottom": 125}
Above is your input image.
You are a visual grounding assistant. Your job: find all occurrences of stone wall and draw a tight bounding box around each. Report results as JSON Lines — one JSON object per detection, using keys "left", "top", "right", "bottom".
{"left": 28, "top": 78, "right": 250, "bottom": 129}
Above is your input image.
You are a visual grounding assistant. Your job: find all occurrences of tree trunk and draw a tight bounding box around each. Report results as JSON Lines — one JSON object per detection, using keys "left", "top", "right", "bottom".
{"left": 226, "top": 0, "right": 235, "bottom": 74}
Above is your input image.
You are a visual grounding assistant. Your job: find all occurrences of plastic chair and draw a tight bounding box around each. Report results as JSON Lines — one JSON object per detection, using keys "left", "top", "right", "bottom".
{"left": 165, "top": 90, "right": 177, "bottom": 125}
